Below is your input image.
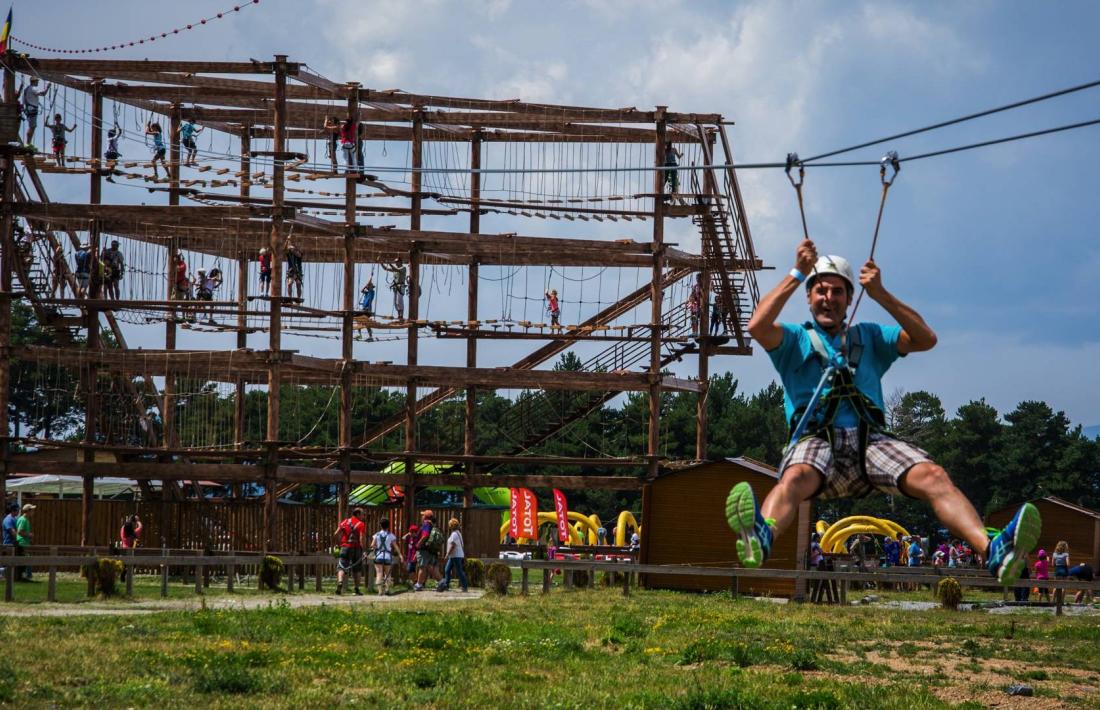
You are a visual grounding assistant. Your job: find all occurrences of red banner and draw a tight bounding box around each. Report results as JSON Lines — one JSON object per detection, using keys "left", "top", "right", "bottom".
{"left": 509, "top": 488, "right": 539, "bottom": 540}
{"left": 553, "top": 489, "right": 570, "bottom": 542}
{"left": 509, "top": 488, "right": 520, "bottom": 539}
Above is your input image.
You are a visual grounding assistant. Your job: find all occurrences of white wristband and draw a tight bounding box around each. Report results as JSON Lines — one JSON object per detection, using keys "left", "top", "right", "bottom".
{"left": 789, "top": 268, "right": 806, "bottom": 283}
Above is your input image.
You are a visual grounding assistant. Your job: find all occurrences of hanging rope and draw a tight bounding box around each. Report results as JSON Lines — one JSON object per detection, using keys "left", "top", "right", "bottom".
{"left": 847, "top": 152, "right": 900, "bottom": 327}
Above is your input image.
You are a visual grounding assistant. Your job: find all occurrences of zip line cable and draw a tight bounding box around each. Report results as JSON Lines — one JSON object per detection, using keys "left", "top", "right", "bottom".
{"left": 801, "top": 77, "right": 1100, "bottom": 164}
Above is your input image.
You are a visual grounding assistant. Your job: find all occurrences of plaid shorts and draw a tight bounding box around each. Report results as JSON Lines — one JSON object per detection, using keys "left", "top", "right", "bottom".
{"left": 779, "top": 428, "right": 932, "bottom": 499}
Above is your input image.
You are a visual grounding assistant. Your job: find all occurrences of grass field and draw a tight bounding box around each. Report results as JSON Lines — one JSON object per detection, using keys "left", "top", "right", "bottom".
{"left": 0, "top": 582, "right": 1097, "bottom": 708}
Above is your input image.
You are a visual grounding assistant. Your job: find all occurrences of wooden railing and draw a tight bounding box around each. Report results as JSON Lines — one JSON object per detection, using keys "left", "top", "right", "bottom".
{"left": 482, "top": 557, "right": 1100, "bottom": 615}
{"left": 1, "top": 546, "right": 336, "bottom": 602}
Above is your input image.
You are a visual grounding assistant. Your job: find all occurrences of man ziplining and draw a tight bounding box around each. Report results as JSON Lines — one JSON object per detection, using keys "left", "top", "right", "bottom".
{"left": 725, "top": 239, "right": 1041, "bottom": 587}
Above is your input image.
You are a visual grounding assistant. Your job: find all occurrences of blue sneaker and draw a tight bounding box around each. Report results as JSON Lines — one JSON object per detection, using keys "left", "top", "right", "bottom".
{"left": 725, "top": 482, "right": 774, "bottom": 568}
{"left": 986, "top": 502, "right": 1041, "bottom": 586}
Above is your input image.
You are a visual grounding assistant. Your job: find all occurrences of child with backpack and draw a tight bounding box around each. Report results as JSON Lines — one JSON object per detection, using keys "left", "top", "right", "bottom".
{"left": 47, "top": 114, "right": 77, "bottom": 167}
{"left": 413, "top": 511, "right": 443, "bottom": 591}
{"left": 370, "top": 518, "right": 403, "bottom": 596}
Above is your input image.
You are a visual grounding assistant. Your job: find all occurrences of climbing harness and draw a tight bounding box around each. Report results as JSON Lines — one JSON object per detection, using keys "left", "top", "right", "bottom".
{"left": 785, "top": 324, "right": 888, "bottom": 477}
{"left": 848, "top": 151, "right": 901, "bottom": 326}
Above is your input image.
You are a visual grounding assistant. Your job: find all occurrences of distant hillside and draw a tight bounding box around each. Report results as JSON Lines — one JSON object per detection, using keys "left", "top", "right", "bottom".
{"left": 1084, "top": 425, "right": 1100, "bottom": 440}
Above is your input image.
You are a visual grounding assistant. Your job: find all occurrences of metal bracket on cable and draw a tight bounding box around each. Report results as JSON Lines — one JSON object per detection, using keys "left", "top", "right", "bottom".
{"left": 784, "top": 152, "right": 805, "bottom": 188}
{"left": 880, "top": 150, "right": 900, "bottom": 186}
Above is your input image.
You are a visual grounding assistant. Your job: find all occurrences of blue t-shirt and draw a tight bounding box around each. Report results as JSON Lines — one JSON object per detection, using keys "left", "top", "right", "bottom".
{"left": 907, "top": 542, "right": 923, "bottom": 566}
{"left": 181, "top": 122, "right": 198, "bottom": 142}
{"left": 2, "top": 514, "right": 16, "bottom": 546}
{"left": 766, "top": 321, "right": 903, "bottom": 428}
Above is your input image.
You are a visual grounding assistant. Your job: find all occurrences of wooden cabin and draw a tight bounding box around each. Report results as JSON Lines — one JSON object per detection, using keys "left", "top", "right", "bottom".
{"left": 986, "top": 496, "right": 1100, "bottom": 569}
{"left": 640, "top": 457, "right": 811, "bottom": 599}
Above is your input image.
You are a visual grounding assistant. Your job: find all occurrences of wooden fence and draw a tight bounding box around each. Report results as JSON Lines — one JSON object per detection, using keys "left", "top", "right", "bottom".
{"left": 16, "top": 499, "right": 503, "bottom": 558}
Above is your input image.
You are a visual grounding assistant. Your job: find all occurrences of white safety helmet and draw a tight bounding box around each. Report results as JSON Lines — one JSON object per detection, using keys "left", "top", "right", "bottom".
{"left": 807, "top": 255, "right": 855, "bottom": 294}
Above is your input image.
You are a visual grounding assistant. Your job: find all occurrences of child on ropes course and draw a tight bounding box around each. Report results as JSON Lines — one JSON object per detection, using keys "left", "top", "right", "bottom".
{"left": 687, "top": 277, "right": 703, "bottom": 334}
{"left": 105, "top": 122, "right": 123, "bottom": 182}
{"left": 257, "top": 247, "right": 272, "bottom": 292}
{"left": 177, "top": 117, "right": 204, "bottom": 167}
{"left": 663, "top": 143, "right": 682, "bottom": 195}
{"left": 101, "top": 239, "right": 125, "bottom": 300}
{"left": 46, "top": 114, "right": 76, "bottom": 167}
{"left": 145, "top": 122, "right": 168, "bottom": 179}
{"left": 359, "top": 277, "right": 376, "bottom": 315}
{"left": 322, "top": 115, "right": 340, "bottom": 173}
{"left": 726, "top": 238, "right": 1041, "bottom": 588}
{"left": 545, "top": 288, "right": 560, "bottom": 327}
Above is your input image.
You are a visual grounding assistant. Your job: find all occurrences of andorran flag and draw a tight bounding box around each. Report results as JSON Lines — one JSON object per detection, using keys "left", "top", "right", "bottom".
{"left": 0, "top": 9, "right": 11, "bottom": 55}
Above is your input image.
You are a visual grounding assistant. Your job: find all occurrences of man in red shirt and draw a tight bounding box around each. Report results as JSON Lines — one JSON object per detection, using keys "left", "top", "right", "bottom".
{"left": 333, "top": 507, "right": 366, "bottom": 595}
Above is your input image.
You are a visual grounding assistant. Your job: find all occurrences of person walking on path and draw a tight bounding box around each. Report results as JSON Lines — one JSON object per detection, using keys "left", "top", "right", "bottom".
{"left": 436, "top": 518, "right": 469, "bottom": 593}
{"left": 726, "top": 239, "right": 1040, "bottom": 588}
{"left": 402, "top": 524, "right": 419, "bottom": 586}
{"left": 2, "top": 503, "right": 20, "bottom": 581}
{"left": 333, "top": 508, "right": 366, "bottom": 595}
{"left": 414, "top": 511, "right": 443, "bottom": 591}
{"left": 370, "top": 518, "right": 403, "bottom": 596}
{"left": 16, "top": 504, "right": 34, "bottom": 581}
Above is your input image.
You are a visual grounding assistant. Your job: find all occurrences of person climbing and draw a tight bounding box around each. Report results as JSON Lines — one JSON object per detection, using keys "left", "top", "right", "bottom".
{"left": 46, "top": 114, "right": 77, "bottom": 167}
{"left": 50, "top": 244, "right": 66, "bottom": 298}
{"left": 172, "top": 253, "right": 191, "bottom": 300}
{"left": 258, "top": 247, "right": 272, "bottom": 293}
{"left": 545, "top": 288, "right": 561, "bottom": 327}
{"left": 18, "top": 78, "right": 49, "bottom": 147}
{"left": 687, "top": 277, "right": 703, "bottom": 334}
{"left": 359, "top": 277, "right": 376, "bottom": 315}
{"left": 194, "top": 268, "right": 222, "bottom": 320}
{"left": 145, "top": 122, "right": 168, "bottom": 179}
{"left": 322, "top": 115, "right": 340, "bottom": 172}
{"left": 383, "top": 261, "right": 407, "bottom": 320}
{"left": 104, "top": 121, "right": 123, "bottom": 182}
{"left": 663, "top": 142, "right": 682, "bottom": 195}
{"left": 177, "top": 117, "right": 204, "bottom": 167}
{"left": 73, "top": 242, "right": 92, "bottom": 298}
{"left": 339, "top": 117, "right": 359, "bottom": 173}
{"left": 285, "top": 240, "right": 304, "bottom": 300}
{"left": 101, "top": 239, "right": 125, "bottom": 300}
{"left": 725, "top": 238, "right": 1041, "bottom": 588}
{"left": 710, "top": 299, "right": 726, "bottom": 336}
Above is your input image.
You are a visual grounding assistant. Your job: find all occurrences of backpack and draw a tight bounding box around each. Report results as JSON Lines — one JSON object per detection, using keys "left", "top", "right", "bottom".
{"left": 424, "top": 526, "right": 444, "bottom": 554}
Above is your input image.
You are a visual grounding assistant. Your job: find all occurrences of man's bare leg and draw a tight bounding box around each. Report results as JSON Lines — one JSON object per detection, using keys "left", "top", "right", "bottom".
{"left": 760, "top": 464, "right": 823, "bottom": 536}
{"left": 899, "top": 463, "right": 989, "bottom": 555}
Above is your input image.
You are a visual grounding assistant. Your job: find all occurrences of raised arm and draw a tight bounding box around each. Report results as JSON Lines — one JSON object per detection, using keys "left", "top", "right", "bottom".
{"left": 859, "top": 260, "right": 937, "bottom": 353}
{"left": 747, "top": 239, "right": 818, "bottom": 350}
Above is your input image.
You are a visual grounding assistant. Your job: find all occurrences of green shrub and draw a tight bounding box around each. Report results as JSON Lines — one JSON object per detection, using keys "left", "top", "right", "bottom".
{"left": 259, "top": 555, "right": 284, "bottom": 591}
{"left": 937, "top": 578, "right": 963, "bottom": 611}
{"left": 465, "top": 558, "right": 486, "bottom": 587}
{"left": 92, "top": 558, "right": 125, "bottom": 597}
{"left": 485, "top": 563, "right": 511, "bottom": 595}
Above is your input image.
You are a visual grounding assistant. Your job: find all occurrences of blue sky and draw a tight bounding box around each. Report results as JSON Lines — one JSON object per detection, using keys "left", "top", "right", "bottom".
{"left": 12, "top": 0, "right": 1100, "bottom": 428}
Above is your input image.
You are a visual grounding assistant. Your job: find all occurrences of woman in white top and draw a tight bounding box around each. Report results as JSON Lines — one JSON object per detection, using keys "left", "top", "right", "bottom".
{"left": 370, "top": 518, "right": 403, "bottom": 596}
{"left": 437, "top": 518, "right": 469, "bottom": 592}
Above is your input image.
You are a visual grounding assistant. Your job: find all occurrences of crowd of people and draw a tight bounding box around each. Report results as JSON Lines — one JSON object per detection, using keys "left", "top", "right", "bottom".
{"left": 333, "top": 508, "right": 468, "bottom": 596}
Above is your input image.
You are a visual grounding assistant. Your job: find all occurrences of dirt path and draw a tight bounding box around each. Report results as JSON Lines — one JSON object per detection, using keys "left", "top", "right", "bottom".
{"left": 0, "top": 588, "right": 485, "bottom": 617}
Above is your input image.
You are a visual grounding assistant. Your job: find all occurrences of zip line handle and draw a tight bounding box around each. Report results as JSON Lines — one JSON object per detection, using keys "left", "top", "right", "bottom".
{"left": 880, "top": 150, "right": 900, "bottom": 186}
{"left": 785, "top": 152, "right": 805, "bottom": 188}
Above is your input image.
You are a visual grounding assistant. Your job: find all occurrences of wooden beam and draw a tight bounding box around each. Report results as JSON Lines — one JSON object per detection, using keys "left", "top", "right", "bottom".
{"left": 24, "top": 58, "right": 295, "bottom": 75}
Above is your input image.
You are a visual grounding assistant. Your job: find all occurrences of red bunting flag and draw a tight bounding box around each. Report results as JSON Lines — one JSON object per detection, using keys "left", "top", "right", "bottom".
{"left": 553, "top": 489, "right": 570, "bottom": 543}
{"left": 509, "top": 488, "right": 538, "bottom": 540}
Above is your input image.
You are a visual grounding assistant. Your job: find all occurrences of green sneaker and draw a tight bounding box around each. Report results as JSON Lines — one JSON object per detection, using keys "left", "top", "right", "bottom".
{"left": 725, "top": 482, "right": 773, "bottom": 568}
{"left": 986, "top": 502, "right": 1042, "bottom": 586}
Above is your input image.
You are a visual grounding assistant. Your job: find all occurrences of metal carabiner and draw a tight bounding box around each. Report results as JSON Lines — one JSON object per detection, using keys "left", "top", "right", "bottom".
{"left": 880, "top": 150, "right": 900, "bottom": 186}
{"left": 785, "top": 152, "right": 805, "bottom": 188}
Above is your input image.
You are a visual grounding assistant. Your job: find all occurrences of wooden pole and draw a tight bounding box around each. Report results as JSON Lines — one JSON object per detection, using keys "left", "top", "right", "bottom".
{"left": 695, "top": 279, "right": 710, "bottom": 460}
{"left": 0, "top": 64, "right": 15, "bottom": 513}
{"left": 264, "top": 56, "right": 289, "bottom": 552}
{"left": 339, "top": 83, "right": 359, "bottom": 524}
{"left": 403, "top": 111, "right": 423, "bottom": 526}
{"left": 233, "top": 125, "right": 252, "bottom": 471}
{"left": 647, "top": 111, "right": 668, "bottom": 478}
{"left": 163, "top": 103, "right": 182, "bottom": 471}
{"left": 81, "top": 83, "right": 106, "bottom": 546}
{"left": 464, "top": 133, "right": 481, "bottom": 509}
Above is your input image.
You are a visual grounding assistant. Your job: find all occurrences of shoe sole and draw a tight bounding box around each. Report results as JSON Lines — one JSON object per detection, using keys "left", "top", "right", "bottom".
{"left": 725, "top": 483, "right": 763, "bottom": 568}
{"left": 999, "top": 503, "right": 1042, "bottom": 586}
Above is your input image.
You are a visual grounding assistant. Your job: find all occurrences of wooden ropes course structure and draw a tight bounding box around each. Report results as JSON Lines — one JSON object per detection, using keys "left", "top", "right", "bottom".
{"left": 0, "top": 54, "right": 764, "bottom": 549}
